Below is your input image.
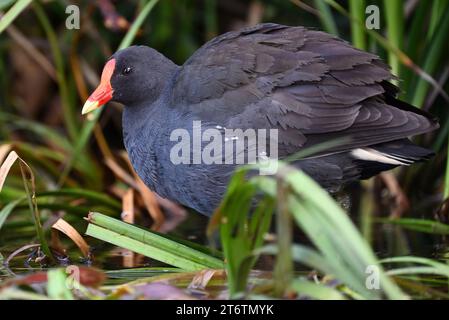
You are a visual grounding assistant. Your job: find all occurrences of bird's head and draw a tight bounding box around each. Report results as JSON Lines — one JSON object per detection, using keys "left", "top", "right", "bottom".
{"left": 82, "top": 45, "right": 176, "bottom": 114}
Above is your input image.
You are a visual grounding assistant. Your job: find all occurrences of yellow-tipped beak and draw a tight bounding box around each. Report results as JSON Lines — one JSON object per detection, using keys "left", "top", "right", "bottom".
{"left": 82, "top": 100, "right": 100, "bottom": 115}
{"left": 82, "top": 58, "right": 116, "bottom": 115}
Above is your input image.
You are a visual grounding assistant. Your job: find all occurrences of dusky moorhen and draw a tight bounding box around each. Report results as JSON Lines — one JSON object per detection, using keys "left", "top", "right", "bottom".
{"left": 82, "top": 23, "right": 438, "bottom": 216}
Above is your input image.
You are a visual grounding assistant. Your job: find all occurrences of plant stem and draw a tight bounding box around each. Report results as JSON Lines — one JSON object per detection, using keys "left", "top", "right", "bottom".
{"left": 313, "top": 0, "right": 339, "bottom": 36}
{"left": 273, "top": 172, "right": 293, "bottom": 297}
{"left": 33, "top": 1, "right": 79, "bottom": 142}
{"left": 0, "top": 0, "right": 32, "bottom": 34}
{"left": 19, "top": 162, "right": 54, "bottom": 262}
{"left": 348, "top": 0, "right": 366, "bottom": 49}
{"left": 384, "top": 0, "right": 404, "bottom": 81}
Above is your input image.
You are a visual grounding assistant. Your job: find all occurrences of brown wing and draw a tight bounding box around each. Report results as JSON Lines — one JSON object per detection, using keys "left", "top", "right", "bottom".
{"left": 171, "top": 23, "right": 438, "bottom": 156}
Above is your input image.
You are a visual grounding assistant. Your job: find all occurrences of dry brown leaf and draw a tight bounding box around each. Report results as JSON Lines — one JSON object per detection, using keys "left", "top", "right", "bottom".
{"left": 4, "top": 243, "right": 41, "bottom": 266}
{"left": 135, "top": 177, "right": 165, "bottom": 231}
{"left": 52, "top": 218, "right": 90, "bottom": 258}
{"left": 118, "top": 152, "right": 165, "bottom": 231}
{"left": 121, "top": 188, "right": 135, "bottom": 267}
{"left": 0, "top": 144, "right": 12, "bottom": 165}
{"left": 187, "top": 269, "right": 217, "bottom": 291}
{"left": 155, "top": 195, "right": 187, "bottom": 233}
{"left": 133, "top": 283, "right": 195, "bottom": 300}
{"left": 7, "top": 26, "right": 56, "bottom": 80}
{"left": 121, "top": 188, "right": 134, "bottom": 224}
{"left": 104, "top": 157, "right": 138, "bottom": 189}
{"left": 97, "top": 0, "right": 130, "bottom": 32}
{"left": 379, "top": 172, "right": 410, "bottom": 218}
{"left": 0, "top": 150, "right": 19, "bottom": 192}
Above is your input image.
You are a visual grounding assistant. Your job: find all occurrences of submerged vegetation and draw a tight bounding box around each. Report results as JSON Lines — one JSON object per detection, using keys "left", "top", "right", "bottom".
{"left": 0, "top": 0, "right": 448, "bottom": 300}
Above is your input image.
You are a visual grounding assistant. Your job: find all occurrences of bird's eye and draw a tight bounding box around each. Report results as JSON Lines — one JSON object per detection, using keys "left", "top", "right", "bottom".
{"left": 122, "top": 67, "right": 133, "bottom": 75}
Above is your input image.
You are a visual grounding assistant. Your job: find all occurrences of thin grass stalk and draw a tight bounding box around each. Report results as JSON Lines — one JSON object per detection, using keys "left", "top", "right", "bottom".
{"left": 401, "top": 0, "right": 431, "bottom": 99}
{"left": 0, "top": 0, "right": 32, "bottom": 34}
{"left": 18, "top": 162, "right": 53, "bottom": 261}
{"left": 87, "top": 212, "right": 223, "bottom": 269}
{"left": 273, "top": 173, "right": 293, "bottom": 297}
{"left": 348, "top": 0, "right": 366, "bottom": 49}
{"left": 444, "top": 132, "right": 449, "bottom": 200}
{"left": 119, "top": 0, "right": 159, "bottom": 51}
{"left": 427, "top": 0, "right": 448, "bottom": 40}
{"left": 410, "top": 11, "right": 449, "bottom": 107}
{"left": 324, "top": 0, "right": 448, "bottom": 104}
{"left": 86, "top": 224, "right": 214, "bottom": 271}
{"left": 32, "top": 1, "right": 78, "bottom": 142}
{"left": 384, "top": 0, "right": 403, "bottom": 81}
{"left": 204, "top": 0, "right": 217, "bottom": 39}
{"left": 313, "top": 0, "right": 339, "bottom": 36}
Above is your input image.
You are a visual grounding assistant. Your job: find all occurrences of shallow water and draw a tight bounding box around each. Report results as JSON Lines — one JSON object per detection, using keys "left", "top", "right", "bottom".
{"left": 1, "top": 192, "right": 448, "bottom": 282}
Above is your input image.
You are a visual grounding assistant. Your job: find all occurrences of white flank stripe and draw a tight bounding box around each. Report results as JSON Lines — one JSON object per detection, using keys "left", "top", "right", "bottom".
{"left": 350, "top": 148, "right": 411, "bottom": 166}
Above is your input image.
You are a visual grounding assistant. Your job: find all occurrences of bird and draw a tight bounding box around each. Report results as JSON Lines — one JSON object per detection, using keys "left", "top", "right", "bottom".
{"left": 82, "top": 23, "right": 439, "bottom": 216}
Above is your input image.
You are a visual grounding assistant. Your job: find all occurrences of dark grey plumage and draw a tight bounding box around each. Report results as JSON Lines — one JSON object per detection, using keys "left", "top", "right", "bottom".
{"left": 108, "top": 23, "right": 439, "bottom": 215}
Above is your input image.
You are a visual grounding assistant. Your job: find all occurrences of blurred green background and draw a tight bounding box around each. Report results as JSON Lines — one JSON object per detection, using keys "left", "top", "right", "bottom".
{"left": 0, "top": 0, "right": 448, "bottom": 300}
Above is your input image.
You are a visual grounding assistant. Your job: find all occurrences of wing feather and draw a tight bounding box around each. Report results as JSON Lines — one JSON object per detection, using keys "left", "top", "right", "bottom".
{"left": 170, "top": 23, "right": 438, "bottom": 157}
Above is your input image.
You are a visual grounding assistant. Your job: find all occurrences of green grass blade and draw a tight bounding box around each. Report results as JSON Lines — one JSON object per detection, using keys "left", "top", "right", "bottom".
{"left": 313, "top": 0, "right": 339, "bottom": 36}
{"left": 381, "top": 256, "right": 449, "bottom": 278}
{"left": 32, "top": 1, "right": 79, "bottom": 142}
{"left": 47, "top": 269, "right": 74, "bottom": 300}
{"left": 204, "top": 0, "right": 217, "bottom": 39}
{"left": 0, "top": 288, "right": 49, "bottom": 300}
{"left": 291, "top": 279, "right": 347, "bottom": 300}
{"left": 119, "top": 0, "right": 160, "bottom": 50}
{"left": 377, "top": 218, "right": 449, "bottom": 235}
{"left": 273, "top": 175, "right": 293, "bottom": 297}
{"left": 18, "top": 161, "right": 53, "bottom": 261}
{"left": 445, "top": 130, "right": 449, "bottom": 199}
{"left": 410, "top": 10, "right": 449, "bottom": 107}
{"left": 0, "top": 0, "right": 32, "bottom": 34}
{"left": 348, "top": 0, "right": 366, "bottom": 49}
{"left": 86, "top": 224, "right": 217, "bottom": 271}
{"left": 257, "top": 244, "right": 334, "bottom": 276}
{"left": 39, "top": 189, "right": 121, "bottom": 210}
{"left": 428, "top": 0, "right": 448, "bottom": 40}
{"left": 325, "top": 0, "right": 447, "bottom": 104}
{"left": 383, "top": 0, "right": 403, "bottom": 80}
{"left": 280, "top": 163, "right": 404, "bottom": 299}
{"left": 401, "top": 0, "right": 431, "bottom": 99}
{"left": 210, "top": 169, "right": 274, "bottom": 297}
{"left": 86, "top": 212, "right": 223, "bottom": 270}
{"left": 0, "top": 198, "right": 23, "bottom": 231}
{"left": 0, "top": 112, "right": 72, "bottom": 150}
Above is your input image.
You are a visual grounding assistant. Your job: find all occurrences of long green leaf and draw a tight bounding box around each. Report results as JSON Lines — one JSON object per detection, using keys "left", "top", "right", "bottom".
{"left": 291, "top": 279, "right": 347, "bottom": 300}
{"left": 313, "top": 0, "right": 339, "bottom": 36}
{"left": 47, "top": 269, "right": 74, "bottom": 300}
{"left": 384, "top": 0, "right": 403, "bottom": 80}
{"left": 86, "top": 224, "right": 217, "bottom": 271}
{"left": 33, "top": 1, "right": 78, "bottom": 141}
{"left": 382, "top": 256, "right": 449, "bottom": 278}
{"left": 0, "top": 0, "right": 32, "bottom": 34}
{"left": 377, "top": 218, "right": 449, "bottom": 235}
{"left": 348, "top": 0, "right": 366, "bottom": 49}
{"left": 0, "top": 198, "right": 23, "bottom": 231}
{"left": 410, "top": 10, "right": 449, "bottom": 107}
{"left": 86, "top": 212, "right": 223, "bottom": 270}
{"left": 39, "top": 189, "right": 121, "bottom": 210}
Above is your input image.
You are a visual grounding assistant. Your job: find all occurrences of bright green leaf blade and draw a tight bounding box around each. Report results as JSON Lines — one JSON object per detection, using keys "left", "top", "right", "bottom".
{"left": 47, "top": 269, "right": 74, "bottom": 300}
{"left": 291, "top": 279, "right": 347, "bottom": 300}
{"left": 86, "top": 224, "right": 217, "bottom": 271}
{"left": 0, "top": 0, "right": 32, "bottom": 34}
